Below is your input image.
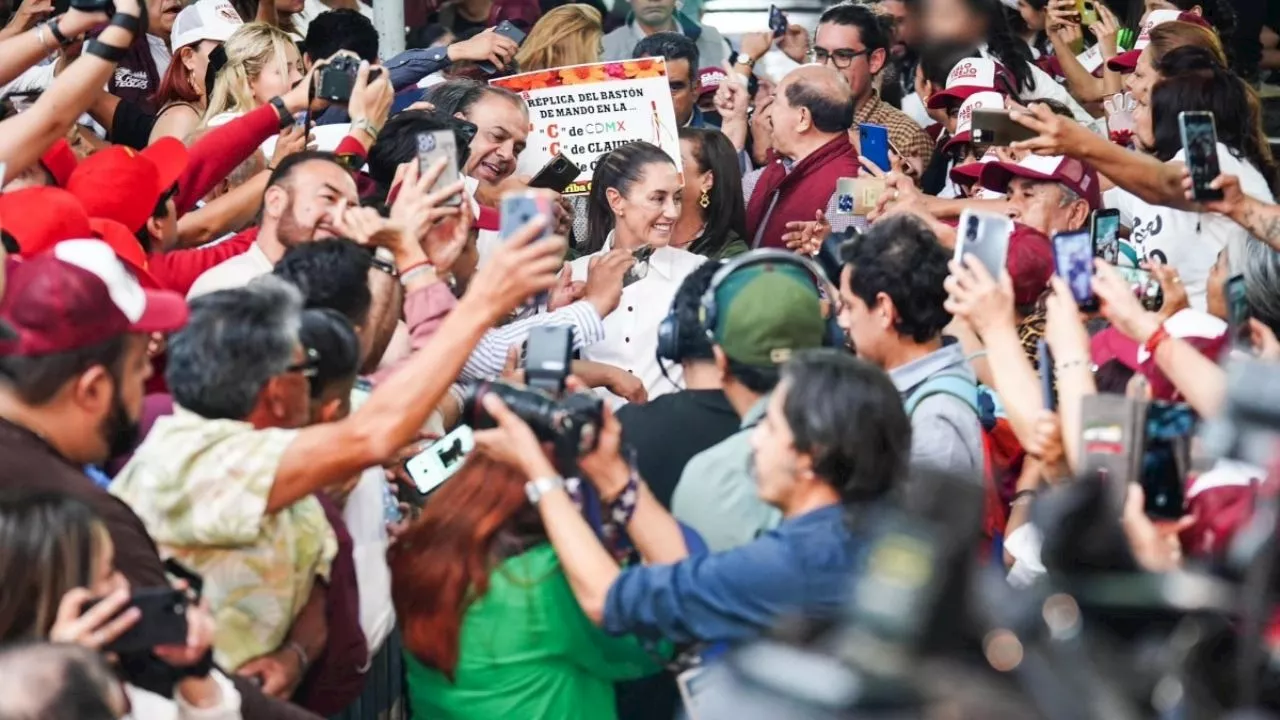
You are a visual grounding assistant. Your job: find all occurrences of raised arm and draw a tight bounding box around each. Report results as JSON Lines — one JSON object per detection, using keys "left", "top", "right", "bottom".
{"left": 0, "top": 7, "right": 104, "bottom": 86}
{"left": 1181, "top": 171, "right": 1280, "bottom": 253}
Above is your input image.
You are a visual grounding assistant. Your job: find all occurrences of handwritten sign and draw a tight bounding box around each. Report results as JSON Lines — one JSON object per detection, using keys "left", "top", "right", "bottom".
{"left": 491, "top": 58, "right": 682, "bottom": 195}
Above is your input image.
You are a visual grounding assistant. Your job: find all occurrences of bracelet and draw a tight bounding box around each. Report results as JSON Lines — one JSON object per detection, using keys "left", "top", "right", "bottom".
{"left": 84, "top": 39, "right": 127, "bottom": 62}
{"left": 1144, "top": 324, "right": 1171, "bottom": 356}
{"left": 108, "top": 11, "right": 141, "bottom": 35}
{"left": 268, "top": 96, "right": 293, "bottom": 129}
{"left": 604, "top": 467, "right": 641, "bottom": 525}
{"left": 1054, "top": 358, "right": 1089, "bottom": 372}
{"left": 45, "top": 18, "right": 72, "bottom": 47}
{"left": 1011, "top": 489, "right": 1037, "bottom": 506}
{"left": 396, "top": 259, "right": 430, "bottom": 277}
{"left": 284, "top": 640, "right": 310, "bottom": 670}
{"left": 35, "top": 22, "right": 54, "bottom": 52}
{"left": 351, "top": 117, "right": 381, "bottom": 141}
{"left": 400, "top": 265, "right": 436, "bottom": 288}
{"left": 369, "top": 255, "right": 399, "bottom": 277}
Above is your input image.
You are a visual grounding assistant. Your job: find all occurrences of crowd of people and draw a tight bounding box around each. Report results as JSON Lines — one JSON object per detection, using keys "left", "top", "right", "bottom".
{"left": 1, "top": 0, "right": 1280, "bottom": 716}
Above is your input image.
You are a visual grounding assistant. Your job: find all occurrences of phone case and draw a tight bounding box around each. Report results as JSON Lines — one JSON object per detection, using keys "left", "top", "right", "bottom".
{"left": 499, "top": 192, "right": 555, "bottom": 241}
{"left": 405, "top": 426, "right": 475, "bottom": 495}
{"left": 956, "top": 210, "right": 1012, "bottom": 278}
{"left": 858, "top": 124, "right": 891, "bottom": 172}
{"left": 417, "top": 131, "right": 462, "bottom": 206}
{"left": 1079, "top": 394, "right": 1143, "bottom": 514}
{"left": 478, "top": 21, "right": 526, "bottom": 73}
{"left": 970, "top": 109, "right": 1038, "bottom": 146}
{"left": 528, "top": 154, "right": 582, "bottom": 193}
{"left": 87, "top": 587, "right": 188, "bottom": 654}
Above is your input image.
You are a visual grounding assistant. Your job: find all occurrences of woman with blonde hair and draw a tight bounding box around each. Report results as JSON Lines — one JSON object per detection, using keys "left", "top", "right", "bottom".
{"left": 513, "top": 4, "right": 603, "bottom": 72}
{"left": 204, "top": 21, "right": 302, "bottom": 126}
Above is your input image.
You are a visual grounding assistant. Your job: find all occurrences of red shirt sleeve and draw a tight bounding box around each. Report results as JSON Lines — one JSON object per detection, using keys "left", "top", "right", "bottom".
{"left": 174, "top": 105, "right": 279, "bottom": 215}
{"left": 147, "top": 228, "right": 256, "bottom": 295}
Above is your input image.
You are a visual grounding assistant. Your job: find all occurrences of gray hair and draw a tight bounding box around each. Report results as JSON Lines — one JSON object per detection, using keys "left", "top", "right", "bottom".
{"left": 1056, "top": 183, "right": 1082, "bottom": 207}
{"left": 166, "top": 276, "right": 303, "bottom": 420}
{"left": 1242, "top": 236, "right": 1280, "bottom": 333}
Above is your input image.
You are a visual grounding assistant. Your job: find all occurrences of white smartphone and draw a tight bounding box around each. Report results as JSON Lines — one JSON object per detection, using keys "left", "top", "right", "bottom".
{"left": 954, "top": 209, "right": 1013, "bottom": 278}
{"left": 403, "top": 425, "right": 474, "bottom": 495}
{"left": 416, "top": 130, "right": 462, "bottom": 206}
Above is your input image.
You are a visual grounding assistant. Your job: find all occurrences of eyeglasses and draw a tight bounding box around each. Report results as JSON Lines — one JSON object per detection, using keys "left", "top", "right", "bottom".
{"left": 809, "top": 47, "right": 870, "bottom": 69}
{"left": 285, "top": 347, "right": 321, "bottom": 379}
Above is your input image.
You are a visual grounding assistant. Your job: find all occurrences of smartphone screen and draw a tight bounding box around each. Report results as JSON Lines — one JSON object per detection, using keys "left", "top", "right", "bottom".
{"left": 858, "top": 124, "right": 891, "bottom": 173}
{"left": 1038, "top": 339, "right": 1056, "bottom": 411}
{"left": 1141, "top": 403, "right": 1193, "bottom": 520}
{"left": 1179, "top": 111, "right": 1223, "bottom": 201}
{"left": 416, "top": 130, "right": 462, "bottom": 207}
{"left": 404, "top": 425, "right": 475, "bottom": 495}
{"left": 1091, "top": 209, "right": 1120, "bottom": 265}
{"left": 768, "top": 5, "right": 787, "bottom": 37}
{"left": 956, "top": 209, "right": 1013, "bottom": 278}
{"left": 1053, "top": 230, "right": 1098, "bottom": 312}
{"left": 1226, "top": 274, "right": 1249, "bottom": 344}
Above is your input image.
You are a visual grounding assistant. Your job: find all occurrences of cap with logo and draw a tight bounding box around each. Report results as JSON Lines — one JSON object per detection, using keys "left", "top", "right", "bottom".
{"left": 1105, "top": 9, "right": 1212, "bottom": 73}
{"left": 979, "top": 154, "right": 1102, "bottom": 210}
{"left": 0, "top": 239, "right": 188, "bottom": 357}
{"left": 943, "top": 91, "right": 1005, "bottom": 153}
{"left": 711, "top": 263, "right": 826, "bottom": 366}
{"left": 697, "top": 67, "right": 727, "bottom": 97}
{"left": 67, "top": 138, "right": 189, "bottom": 233}
{"left": 926, "top": 57, "right": 1016, "bottom": 110}
{"left": 171, "top": 0, "right": 244, "bottom": 51}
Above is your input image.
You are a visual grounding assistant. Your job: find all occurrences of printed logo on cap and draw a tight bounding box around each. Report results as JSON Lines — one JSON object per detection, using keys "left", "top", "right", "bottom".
{"left": 1135, "top": 8, "right": 1182, "bottom": 49}
{"left": 216, "top": 0, "right": 242, "bottom": 22}
{"left": 954, "top": 91, "right": 1003, "bottom": 135}
{"left": 945, "top": 58, "right": 997, "bottom": 90}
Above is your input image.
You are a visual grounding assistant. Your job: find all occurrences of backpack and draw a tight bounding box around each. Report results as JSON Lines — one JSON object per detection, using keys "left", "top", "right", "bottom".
{"left": 905, "top": 372, "right": 1025, "bottom": 563}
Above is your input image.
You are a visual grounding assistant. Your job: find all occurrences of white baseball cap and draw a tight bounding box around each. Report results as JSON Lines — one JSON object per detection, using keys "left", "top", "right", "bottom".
{"left": 171, "top": 0, "right": 244, "bottom": 51}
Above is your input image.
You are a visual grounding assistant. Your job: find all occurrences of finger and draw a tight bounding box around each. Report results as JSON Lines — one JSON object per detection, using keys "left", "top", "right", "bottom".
{"left": 564, "top": 375, "right": 589, "bottom": 393}
{"left": 75, "top": 588, "right": 133, "bottom": 632}
{"left": 423, "top": 179, "right": 466, "bottom": 207}
{"left": 55, "top": 587, "right": 94, "bottom": 626}
{"left": 480, "top": 393, "right": 519, "bottom": 425}
{"left": 350, "top": 59, "right": 371, "bottom": 97}
{"left": 501, "top": 215, "right": 550, "bottom": 250}
{"left": 95, "top": 606, "right": 141, "bottom": 646}
{"left": 502, "top": 344, "right": 520, "bottom": 375}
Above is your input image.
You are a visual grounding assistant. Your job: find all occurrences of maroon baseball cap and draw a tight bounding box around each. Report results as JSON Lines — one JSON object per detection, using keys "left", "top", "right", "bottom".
{"left": 66, "top": 138, "right": 189, "bottom": 233}
{"left": 0, "top": 239, "right": 188, "bottom": 357}
{"left": 1090, "top": 309, "right": 1227, "bottom": 401}
{"left": 1006, "top": 223, "right": 1054, "bottom": 306}
{"left": 926, "top": 57, "right": 1016, "bottom": 110}
{"left": 979, "top": 154, "right": 1103, "bottom": 210}
{"left": 697, "top": 67, "right": 728, "bottom": 96}
{"left": 1106, "top": 10, "right": 1212, "bottom": 73}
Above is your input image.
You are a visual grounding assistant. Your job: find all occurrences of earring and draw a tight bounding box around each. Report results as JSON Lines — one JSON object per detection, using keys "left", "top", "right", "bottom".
{"left": 699, "top": 190, "right": 710, "bottom": 209}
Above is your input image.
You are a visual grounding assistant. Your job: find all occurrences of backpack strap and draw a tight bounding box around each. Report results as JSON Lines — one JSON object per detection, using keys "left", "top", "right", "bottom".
{"left": 904, "top": 372, "right": 980, "bottom": 417}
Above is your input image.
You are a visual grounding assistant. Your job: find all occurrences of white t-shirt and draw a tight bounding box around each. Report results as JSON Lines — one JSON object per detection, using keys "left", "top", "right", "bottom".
{"left": 1103, "top": 143, "right": 1275, "bottom": 310}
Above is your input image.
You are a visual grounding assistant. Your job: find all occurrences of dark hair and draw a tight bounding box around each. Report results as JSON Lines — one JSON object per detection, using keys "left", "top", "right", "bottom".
{"left": 1148, "top": 54, "right": 1280, "bottom": 197}
{"left": 632, "top": 31, "right": 699, "bottom": 73}
{"left": 407, "top": 23, "right": 451, "bottom": 50}
{"left": 679, "top": 127, "right": 746, "bottom": 257}
{"left": 839, "top": 214, "right": 951, "bottom": 343}
{"left": 726, "top": 357, "right": 781, "bottom": 394}
{"left": 299, "top": 308, "right": 361, "bottom": 400}
{"left": 780, "top": 349, "right": 909, "bottom": 505}
{"left": 267, "top": 150, "right": 343, "bottom": 191}
{"left": 273, "top": 238, "right": 374, "bottom": 327}
{"left": 204, "top": 44, "right": 228, "bottom": 102}
{"left": 135, "top": 184, "right": 178, "bottom": 253}
{"left": 366, "top": 110, "right": 468, "bottom": 190}
{"left": 1167, "top": 0, "right": 1237, "bottom": 70}
{"left": 817, "top": 3, "right": 891, "bottom": 54}
{"left": 669, "top": 260, "right": 722, "bottom": 362}
{"left": 584, "top": 141, "right": 677, "bottom": 255}
{"left": 954, "top": 0, "right": 1036, "bottom": 93}
{"left": 305, "top": 9, "right": 379, "bottom": 63}
{"left": 0, "top": 335, "right": 126, "bottom": 406}
{"left": 1093, "top": 359, "right": 1136, "bottom": 395}
{"left": 0, "top": 642, "right": 121, "bottom": 720}
{"left": 425, "top": 78, "right": 524, "bottom": 119}
{"left": 917, "top": 40, "right": 981, "bottom": 88}
{"left": 783, "top": 77, "right": 855, "bottom": 133}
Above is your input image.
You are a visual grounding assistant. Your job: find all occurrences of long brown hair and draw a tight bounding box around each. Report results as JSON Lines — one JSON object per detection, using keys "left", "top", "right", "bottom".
{"left": 389, "top": 455, "right": 546, "bottom": 678}
{"left": 512, "top": 4, "right": 603, "bottom": 72}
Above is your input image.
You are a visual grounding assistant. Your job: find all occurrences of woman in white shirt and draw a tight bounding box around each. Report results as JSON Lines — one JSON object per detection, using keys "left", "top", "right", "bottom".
{"left": 569, "top": 142, "right": 708, "bottom": 404}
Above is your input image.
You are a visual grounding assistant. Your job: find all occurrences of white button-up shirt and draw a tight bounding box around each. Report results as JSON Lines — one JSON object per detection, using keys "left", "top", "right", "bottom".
{"left": 569, "top": 239, "right": 708, "bottom": 405}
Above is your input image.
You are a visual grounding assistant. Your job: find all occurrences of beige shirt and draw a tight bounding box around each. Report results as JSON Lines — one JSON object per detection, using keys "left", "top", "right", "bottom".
{"left": 186, "top": 242, "right": 273, "bottom": 299}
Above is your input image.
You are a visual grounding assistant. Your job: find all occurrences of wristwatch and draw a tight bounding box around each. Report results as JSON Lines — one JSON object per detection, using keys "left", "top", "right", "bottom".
{"left": 525, "top": 476, "right": 565, "bottom": 505}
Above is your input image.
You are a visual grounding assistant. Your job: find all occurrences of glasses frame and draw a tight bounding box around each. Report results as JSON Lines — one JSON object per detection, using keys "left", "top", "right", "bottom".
{"left": 808, "top": 47, "right": 871, "bottom": 69}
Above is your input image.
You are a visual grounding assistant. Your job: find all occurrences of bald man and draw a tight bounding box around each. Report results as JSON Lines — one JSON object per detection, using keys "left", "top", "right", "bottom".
{"left": 743, "top": 64, "right": 862, "bottom": 250}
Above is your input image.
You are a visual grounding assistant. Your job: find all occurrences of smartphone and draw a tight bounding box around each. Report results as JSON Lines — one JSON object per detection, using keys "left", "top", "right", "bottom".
{"left": 1140, "top": 402, "right": 1193, "bottom": 520}
{"left": 1090, "top": 208, "right": 1121, "bottom": 265}
{"left": 954, "top": 209, "right": 1013, "bottom": 278}
{"left": 478, "top": 21, "right": 526, "bottom": 74}
{"left": 416, "top": 130, "right": 462, "bottom": 207}
{"left": 768, "top": 4, "right": 788, "bottom": 38}
{"left": 1226, "top": 274, "right": 1250, "bottom": 345}
{"left": 349, "top": 377, "right": 372, "bottom": 413}
{"left": 858, "top": 124, "right": 891, "bottom": 173}
{"left": 83, "top": 587, "right": 188, "bottom": 654}
{"left": 1052, "top": 229, "right": 1098, "bottom": 312}
{"left": 1076, "top": 0, "right": 1099, "bottom": 25}
{"left": 404, "top": 425, "right": 475, "bottom": 496}
{"left": 1179, "top": 111, "right": 1223, "bottom": 202}
{"left": 528, "top": 153, "right": 582, "bottom": 193}
{"left": 501, "top": 191, "right": 556, "bottom": 308}
{"left": 1038, "top": 339, "right": 1056, "bottom": 412}
{"left": 623, "top": 245, "right": 656, "bottom": 288}
{"left": 524, "top": 326, "right": 573, "bottom": 396}
{"left": 970, "top": 108, "right": 1038, "bottom": 147}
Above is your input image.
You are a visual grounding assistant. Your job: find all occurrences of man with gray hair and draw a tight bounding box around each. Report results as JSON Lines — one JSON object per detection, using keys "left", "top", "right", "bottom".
{"left": 112, "top": 214, "right": 566, "bottom": 693}
{"left": 977, "top": 154, "right": 1101, "bottom": 240}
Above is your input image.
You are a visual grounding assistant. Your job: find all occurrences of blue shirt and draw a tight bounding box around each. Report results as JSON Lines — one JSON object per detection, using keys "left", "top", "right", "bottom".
{"left": 602, "top": 504, "right": 854, "bottom": 644}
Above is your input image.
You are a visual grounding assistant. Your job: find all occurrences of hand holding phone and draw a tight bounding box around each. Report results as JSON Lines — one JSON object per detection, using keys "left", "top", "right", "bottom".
{"left": 404, "top": 425, "right": 475, "bottom": 495}
{"left": 478, "top": 21, "right": 527, "bottom": 74}
{"left": 769, "top": 5, "right": 788, "bottom": 38}
{"left": 528, "top": 153, "right": 582, "bottom": 193}
{"left": 954, "top": 209, "right": 1013, "bottom": 279}
{"left": 417, "top": 131, "right": 463, "bottom": 207}
{"left": 970, "top": 108, "right": 1038, "bottom": 147}
{"left": 858, "top": 124, "right": 891, "bottom": 173}
{"left": 1052, "top": 229, "right": 1098, "bottom": 312}
{"left": 1180, "top": 111, "right": 1223, "bottom": 201}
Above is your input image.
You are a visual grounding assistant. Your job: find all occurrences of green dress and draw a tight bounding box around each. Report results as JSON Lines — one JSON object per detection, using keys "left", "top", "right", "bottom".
{"left": 403, "top": 544, "right": 663, "bottom": 720}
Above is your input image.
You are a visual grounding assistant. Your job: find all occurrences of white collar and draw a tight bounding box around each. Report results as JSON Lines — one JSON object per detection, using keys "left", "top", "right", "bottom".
{"left": 601, "top": 230, "right": 679, "bottom": 280}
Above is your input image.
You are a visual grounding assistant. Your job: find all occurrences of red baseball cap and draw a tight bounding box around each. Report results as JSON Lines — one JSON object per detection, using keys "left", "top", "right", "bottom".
{"left": 1006, "top": 223, "right": 1054, "bottom": 306}
{"left": 40, "top": 139, "right": 79, "bottom": 187}
{"left": 66, "top": 138, "right": 189, "bottom": 233}
{"left": 697, "top": 67, "right": 727, "bottom": 96}
{"left": 949, "top": 149, "right": 1000, "bottom": 187}
{"left": 1, "top": 187, "right": 93, "bottom": 254}
{"left": 89, "top": 217, "right": 161, "bottom": 289}
{"left": 979, "top": 154, "right": 1103, "bottom": 210}
{"left": 1106, "top": 10, "right": 1211, "bottom": 73}
{"left": 1090, "top": 309, "right": 1227, "bottom": 401}
{"left": 926, "top": 57, "right": 1016, "bottom": 110}
{"left": 0, "top": 239, "right": 188, "bottom": 356}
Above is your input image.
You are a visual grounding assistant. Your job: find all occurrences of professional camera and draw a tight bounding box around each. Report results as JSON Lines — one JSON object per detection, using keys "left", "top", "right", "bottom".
{"left": 462, "top": 381, "right": 604, "bottom": 465}
{"left": 317, "top": 54, "right": 360, "bottom": 103}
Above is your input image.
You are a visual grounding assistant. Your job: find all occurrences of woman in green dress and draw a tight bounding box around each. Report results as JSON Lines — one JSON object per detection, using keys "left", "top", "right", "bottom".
{"left": 674, "top": 127, "right": 750, "bottom": 260}
{"left": 389, "top": 454, "right": 662, "bottom": 719}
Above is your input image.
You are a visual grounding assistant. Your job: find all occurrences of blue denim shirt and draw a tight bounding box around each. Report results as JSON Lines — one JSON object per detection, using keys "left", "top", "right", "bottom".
{"left": 602, "top": 504, "right": 854, "bottom": 644}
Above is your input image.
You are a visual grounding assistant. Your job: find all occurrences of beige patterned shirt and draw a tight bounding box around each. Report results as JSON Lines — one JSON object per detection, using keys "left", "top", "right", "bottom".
{"left": 112, "top": 407, "right": 337, "bottom": 669}
{"left": 855, "top": 90, "right": 936, "bottom": 162}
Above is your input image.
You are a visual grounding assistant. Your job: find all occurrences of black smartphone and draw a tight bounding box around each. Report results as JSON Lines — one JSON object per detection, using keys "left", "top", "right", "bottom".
{"left": 83, "top": 587, "right": 188, "bottom": 654}
{"left": 478, "top": 21, "right": 527, "bottom": 74}
{"left": 1226, "top": 273, "right": 1249, "bottom": 345}
{"left": 524, "top": 326, "right": 573, "bottom": 396}
{"left": 528, "top": 153, "right": 582, "bottom": 193}
{"left": 1090, "top": 208, "right": 1121, "bottom": 265}
{"left": 1179, "top": 111, "right": 1223, "bottom": 202}
{"left": 970, "top": 108, "right": 1038, "bottom": 147}
{"left": 1140, "top": 402, "right": 1194, "bottom": 520}
{"left": 1052, "top": 229, "right": 1099, "bottom": 312}
{"left": 1038, "top": 339, "right": 1056, "bottom": 412}
{"left": 768, "top": 5, "right": 788, "bottom": 37}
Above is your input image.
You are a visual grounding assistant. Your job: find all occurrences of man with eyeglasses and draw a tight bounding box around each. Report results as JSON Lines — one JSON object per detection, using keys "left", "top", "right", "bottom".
{"left": 812, "top": 3, "right": 933, "bottom": 168}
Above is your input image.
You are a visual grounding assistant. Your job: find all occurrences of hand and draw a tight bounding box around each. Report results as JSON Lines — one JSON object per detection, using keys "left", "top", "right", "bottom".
{"left": 546, "top": 266, "right": 586, "bottom": 311}
{"left": 472, "top": 393, "right": 559, "bottom": 480}
{"left": 236, "top": 647, "right": 305, "bottom": 699}
{"left": 390, "top": 159, "right": 468, "bottom": 266}
{"left": 1093, "top": 260, "right": 1162, "bottom": 344}
{"left": 1024, "top": 410, "right": 1065, "bottom": 473}
{"left": 1247, "top": 318, "right": 1280, "bottom": 361}
{"left": 348, "top": 60, "right": 394, "bottom": 130}
{"left": 269, "top": 124, "right": 310, "bottom": 169}
{"left": 583, "top": 249, "right": 633, "bottom": 317}
{"left": 1043, "top": 276, "right": 1093, "bottom": 361}
{"left": 1089, "top": 3, "right": 1122, "bottom": 58}
{"left": 153, "top": 597, "right": 215, "bottom": 668}
{"left": 49, "top": 587, "right": 140, "bottom": 651}
{"left": 858, "top": 154, "right": 887, "bottom": 178}
{"left": 60, "top": 6, "right": 110, "bottom": 37}
{"left": 281, "top": 63, "right": 322, "bottom": 114}
{"left": 461, "top": 216, "right": 565, "bottom": 323}
{"left": 1046, "top": 0, "right": 1080, "bottom": 33}
{"left": 1180, "top": 170, "right": 1247, "bottom": 217}
{"left": 781, "top": 209, "right": 828, "bottom": 255}
{"left": 447, "top": 27, "right": 519, "bottom": 69}
{"left": 1010, "top": 103, "right": 1095, "bottom": 157}
{"left": 868, "top": 171, "right": 926, "bottom": 222}
{"left": 333, "top": 202, "right": 396, "bottom": 249}
{"left": 713, "top": 79, "right": 749, "bottom": 121}
{"left": 9, "top": 0, "right": 53, "bottom": 30}
{"left": 500, "top": 344, "right": 524, "bottom": 383}
{"left": 778, "top": 24, "right": 810, "bottom": 64}
{"left": 739, "top": 31, "right": 773, "bottom": 63}
{"left": 749, "top": 93, "right": 775, "bottom": 144}
{"left": 1146, "top": 260, "right": 1188, "bottom": 322}
{"left": 1121, "top": 484, "right": 1193, "bottom": 573}
{"left": 553, "top": 194, "right": 573, "bottom": 237}
{"left": 603, "top": 366, "right": 648, "bottom": 405}
{"left": 575, "top": 390, "right": 631, "bottom": 499}
{"left": 943, "top": 255, "right": 1017, "bottom": 338}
